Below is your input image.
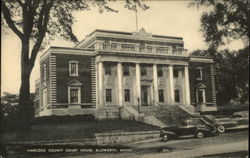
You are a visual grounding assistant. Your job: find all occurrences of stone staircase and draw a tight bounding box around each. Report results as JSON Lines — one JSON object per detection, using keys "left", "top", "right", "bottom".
{"left": 155, "top": 106, "right": 194, "bottom": 126}
{"left": 129, "top": 104, "right": 200, "bottom": 127}
{"left": 95, "top": 104, "right": 200, "bottom": 127}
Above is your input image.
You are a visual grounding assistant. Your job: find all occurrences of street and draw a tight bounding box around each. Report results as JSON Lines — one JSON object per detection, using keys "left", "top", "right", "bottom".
{"left": 36, "top": 129, "right": 248, "bottom": 158}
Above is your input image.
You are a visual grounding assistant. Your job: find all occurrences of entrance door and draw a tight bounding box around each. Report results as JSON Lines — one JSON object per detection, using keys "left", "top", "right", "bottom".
{"left": 196, "top": 89, "right": 206, "bottom": 111}
{"left": 141, "top": 86, "right": 150, "bottom": 106}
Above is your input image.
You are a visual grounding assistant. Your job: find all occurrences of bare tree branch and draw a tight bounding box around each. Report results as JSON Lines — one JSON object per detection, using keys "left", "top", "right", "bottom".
{"left": 1, "top": 1, "right": 23, "bottom": 39}
{"left": 16, "top": 0, "right": 24, "bottom": 7}
{"left": 30, "top": 0, "right": 53, "bottom": 66}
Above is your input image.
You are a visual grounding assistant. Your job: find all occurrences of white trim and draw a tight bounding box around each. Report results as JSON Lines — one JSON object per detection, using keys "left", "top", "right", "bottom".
{"left": 76, "top": 31, "right": 184, "bottom": 48}
{"left": 94, "top": 32, "right": 184, "bottom": 44}
{"left": 49, "top": 55, "right": 57, "bottom": 104}
{"left": 40, "top": 47, "right": 95, "bottom": 62}
{"left": 43, "top": 64, "right": 47, "bottom": 80}
{"left": 43, "top": 88, "right": 47, "bottom": 107}
{"left": 69, "top": 61, "right": 79, "bottom": 76}
{"left": 189, "top": 57, "right": 214, "bottom": 63}
{"left": 111, "top": 41, "right": 140, "bottom": 45}
{"left": 68, "top": 86, "right": 81, "bottom": 104}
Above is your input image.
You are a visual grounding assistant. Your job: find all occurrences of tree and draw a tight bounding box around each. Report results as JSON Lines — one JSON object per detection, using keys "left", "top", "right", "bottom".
{"left": 189, "top": 0, "right": 249, "bottom": 105}
{"left": 189, "top": 0, "right": 249, "bottom": 51}
{"left": 233, "top": 46, "right": 249, "bottom": 103}
{"left": 191, "top": 47, "right": 249, "bottom": 105}
{"left": 1, "top": 0, "right": 148, "bottom": 138}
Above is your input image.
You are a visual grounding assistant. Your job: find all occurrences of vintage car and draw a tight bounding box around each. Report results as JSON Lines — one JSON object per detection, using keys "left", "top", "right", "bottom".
{"left": 160, "top": 118, "right": 217, "bottom": 141}
{"left": 202, "top": 111, "right": 249, "bottom": 133}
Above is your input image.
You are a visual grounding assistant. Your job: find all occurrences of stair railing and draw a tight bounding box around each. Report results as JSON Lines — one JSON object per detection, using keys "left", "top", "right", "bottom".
{"left": 152, "top": 100, "right": 164, "bottom": 110}
{"left": 152, "top": 100, "right": 172, "bottom": 113}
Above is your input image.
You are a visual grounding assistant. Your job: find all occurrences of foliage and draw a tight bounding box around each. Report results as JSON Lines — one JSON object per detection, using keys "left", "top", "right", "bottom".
{"left": 191, "top": 47, "right": 249, "bottom": 105}
{"left": 189, "top": 0, "right": 249, "bottom": 49}
{"left": 190, "top": 49, "right": 211, "bottom": 57}
{"left": 0, "top": 93, "right": 31, "bottom": 132}
{"left": 189, "top": 0, "right": 249, "bottom": 105}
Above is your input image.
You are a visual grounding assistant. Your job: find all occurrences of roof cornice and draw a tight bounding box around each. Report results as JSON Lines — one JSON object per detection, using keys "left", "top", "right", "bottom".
{"left": 75, "top": 29, "right": 184, "bottom": 48}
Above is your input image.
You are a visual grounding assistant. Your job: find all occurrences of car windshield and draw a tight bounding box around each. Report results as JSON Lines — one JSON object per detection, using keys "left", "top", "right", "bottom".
{"left": 180, "top": 120, "right": 195, "bottom": 126}
{"left": 233, "top": 111, "right": 249, "bottom": 117}
{"left": 232, "top": 115, "right": 243, "bottom": 118}
{"left": 187, "top": 120, "right": 194, "bottom": 125}
{"left": 193, "top": 119, "right": 203, "bottom": 125}
{"left": 202, "top": 115, "right": 217, "bottom": 124}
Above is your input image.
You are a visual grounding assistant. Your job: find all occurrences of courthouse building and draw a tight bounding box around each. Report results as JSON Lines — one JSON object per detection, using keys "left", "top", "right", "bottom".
{"left": 34, "top": 28, "right": 217, "bottom": 118}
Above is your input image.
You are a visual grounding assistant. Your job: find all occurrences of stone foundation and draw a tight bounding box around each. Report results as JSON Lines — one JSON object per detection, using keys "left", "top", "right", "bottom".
{"left": 95, "top": 131, "right": 160, "bottom": 145}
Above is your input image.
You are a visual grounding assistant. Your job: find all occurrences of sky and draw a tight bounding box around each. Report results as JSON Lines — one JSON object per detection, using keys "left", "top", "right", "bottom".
{"left": 1, "top": 1, "right": 245, "bottom": 95}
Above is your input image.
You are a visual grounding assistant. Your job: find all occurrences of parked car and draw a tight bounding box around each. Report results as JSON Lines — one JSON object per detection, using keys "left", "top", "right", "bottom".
{"left": 160, "top": 118, "right": 217, "bottom": 141}
{"left": 201, "top": 111, "right": 249, "bottom": 133}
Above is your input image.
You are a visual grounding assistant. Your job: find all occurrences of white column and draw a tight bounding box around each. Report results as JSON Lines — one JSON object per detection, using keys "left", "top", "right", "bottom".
{"left": 153, "top": 64, "right": 159, "bottom": 104}
{"left": 135, "top": 63, "right": 141, "bottom": 105}
{"left": 95, "top": 61, "right": 99, "bottom": 108}
{"left": 117, "top": 63, "right": 123, "bottom": 106}
{"left": 184, "top": 65, "right": 191, "bottom": 105}
{"left": 98, "top": 61, "right": 103, "bottom": 106}
{"left": 168, "top": 65, "right": 175, "bottom": 105}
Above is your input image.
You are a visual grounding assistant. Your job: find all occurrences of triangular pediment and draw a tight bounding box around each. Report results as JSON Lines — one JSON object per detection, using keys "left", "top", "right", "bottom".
{"left": 68, "top": 79, "right": 82, "bottom": 86}
{"left": 132, "top": 27, "right": 152, "bottom": 37}
{"left": 196, "top": 83, "right": 206, "bottom": 89}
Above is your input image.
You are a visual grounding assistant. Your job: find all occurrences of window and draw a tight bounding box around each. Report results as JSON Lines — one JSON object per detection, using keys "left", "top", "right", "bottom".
{"left": 141, "top": 66, "right": 147, "bottom": 76}
{"left": 157, "top": 66, "right": 163, "bottom": 77}
{"left": 106, "top": 89, "right": 112, "bottom": 102}
{"left": 173, "top": 69, "right": 179, "bottom": 78}
{"left": 105, "top": 64, "right": 112, "bottom": 75}
{"left": 159, "top": 89, "right": 164, "bottom": 102}
{"left": 197, "top": 90, "right": 204, "bottom": 103}
{"left": 175, "top": 90, "right": 180, "bottom": 103}
{"left": 43, "top": 64, "right": 47, "bottom": 80}
{"left": 124, "top": 89, "right": 130, "bottom": 102}
{"left": 195, "top": 68, "right": 203, "bottom": 79}
{"left": 123, "top": 65, "right": 130, "bottom": 76}
{"left": 43, "top": 89, "right": 47, "bottom": 107}
{"left": 69, "top": 61, "right": 78, "bottom": 76}
{"left": 69, "top": 88, "right": 80, "bottom": 104}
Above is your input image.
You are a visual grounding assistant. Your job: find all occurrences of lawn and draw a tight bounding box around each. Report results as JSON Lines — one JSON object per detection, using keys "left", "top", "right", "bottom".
{"left": 1, "top": 116, "right": 159, "bottom": 143}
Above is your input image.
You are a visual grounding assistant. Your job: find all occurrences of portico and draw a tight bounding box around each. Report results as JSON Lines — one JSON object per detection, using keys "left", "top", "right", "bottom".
{"left": 95, "top": 55, "right": 191, "bottom": 108}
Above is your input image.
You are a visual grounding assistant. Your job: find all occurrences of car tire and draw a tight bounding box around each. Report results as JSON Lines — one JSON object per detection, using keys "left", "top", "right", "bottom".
{"left": 196, "top": 131, "right": 205, "bottom": 138}
{"left": 162, "top": 134, "right": 169, "bottom": 141}
{"left": 217, "top": 125, "right": 226, "bottom": 133}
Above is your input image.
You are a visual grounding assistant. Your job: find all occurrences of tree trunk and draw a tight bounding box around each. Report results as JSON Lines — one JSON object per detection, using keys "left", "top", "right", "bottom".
{"left": 17, "top": 41, "right": 34, "bottom": 140}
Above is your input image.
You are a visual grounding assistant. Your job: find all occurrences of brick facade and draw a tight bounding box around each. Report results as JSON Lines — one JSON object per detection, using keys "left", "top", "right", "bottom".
{"left": 55, "top": 54, "right": 92, "bottom": 104}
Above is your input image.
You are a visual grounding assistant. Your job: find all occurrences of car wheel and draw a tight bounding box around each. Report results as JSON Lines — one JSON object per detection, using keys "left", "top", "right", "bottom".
{"left": 162, "top": 134, "right": 169, "bottom": 141}
{"left": 217, "top": 125, "right": 226, "bottom": 133}
{"left": 196, "top": 131, "right": 205, "bottom": 138}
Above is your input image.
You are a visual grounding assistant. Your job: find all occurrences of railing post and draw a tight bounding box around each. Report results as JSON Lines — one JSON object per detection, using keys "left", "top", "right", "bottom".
{"left": 117, "top": 43, "right": 122, "bottom": 51}
{"left": 137, "top": 98, "right": 140, "bottom": 113}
